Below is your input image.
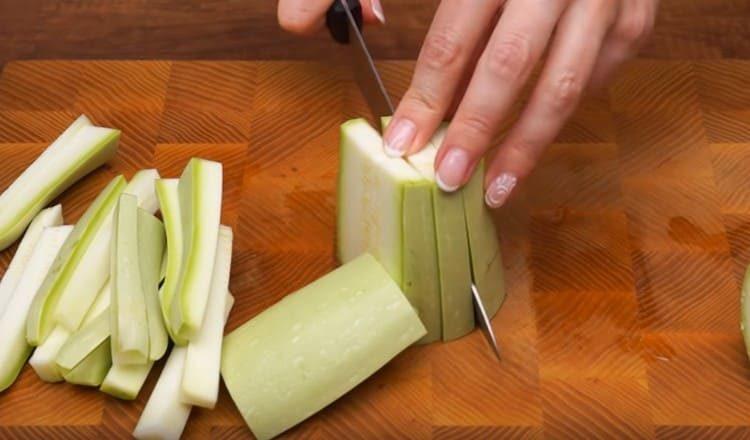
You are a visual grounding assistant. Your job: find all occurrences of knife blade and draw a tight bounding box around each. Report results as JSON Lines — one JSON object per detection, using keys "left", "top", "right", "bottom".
{"left": 327, "top": 1, "right": 501, "bottom": 362}
{"left": 328, "top": 0, "right": 394, "bottom": 118}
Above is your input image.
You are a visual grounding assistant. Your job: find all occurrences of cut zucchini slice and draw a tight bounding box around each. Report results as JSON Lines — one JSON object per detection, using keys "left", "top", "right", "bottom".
{"left": 181, "top": 226, "right": 232, "bottom": 408}
{"left": 138, "top": 209, "right": 167, "bottom": 361}
{"left": 463, "top": 162, "right": 505, "bottom": 317}
{"left": 100, "top": 361, "right": 154, "bottom": 401}
{"left": 56, "top": 311, "right": 109, "bottom": 373}
{"left": 155, "top": 179, "right": 183, "bottom": 343}
{"left": 0, "top": 115, "right": 119, "bottom": 251}
{"left": 221, "top": 253, "right": 426, "bottom": 440}
{"left": 110, "top": 194, "right": 150, "bottom": 366}
{"left": 0, "top": 205, "right": 63, "bottom": 315}
{"left": 124, "top": 169, "right": 161, "bottom": 215}
{"left": 62, "top": 339, "right": 112, "bottom": 387}
{"left": 26, "top": 175, "right": 127, "bottom": 345}
{"left": 0, "top": 225, "right": 71, "bottom": 392}
{"left": 170, "top": 158, "right": 223, "bottom": 342}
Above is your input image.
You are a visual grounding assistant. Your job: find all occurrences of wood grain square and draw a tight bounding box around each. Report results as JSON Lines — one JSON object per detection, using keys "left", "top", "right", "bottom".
{"left": 530, "top": 209, "right": 634, "bottom": 293}
{"left": 723, "top": 213, "right": 750, "bottom": 288}
{"left": 534, "top": 291, "right": 646, "bottom": 380}
{"left": 556, "top": 94, "right": 616, "bottom": 143}
{"left": 84, "top": 108, "right": 161, "bottom": 175}
{"left": 433, "top": 426, "right": 543, "bottom": 440}
{"left": 164, "top": 62, "right": 257, "bottom": 114}
{"left": 610, "top": 61, "right": 700, "bottom": 113}
{"left": 0, "top": 61, "right": 81, "bottom": 111}
{"left": 0, "top": 110, "right": 80, "bottom": 142}
{"left": 540, "top": 378, "right": 653, "bottom": 438}
{"left": 694, "top": 61, "right": 750, "bottom": 111}
{"left": 253, "top": 62, "right": 345, "bottom": 116}
{"left": 524, "top": 143, "right": 622, "bottom": 211}
{"left": 74, "top": 61, "right": 170, "bottom": 113}
{"left": 655, "top": 425, "right": 750, "bottom": 440}
{"left": 621, "top": 177, "right": 728, "bottom": 252}
{"left": 432, "top": 328, "right": 542, "bottom": 427}
{"left": 645, "top": 333, "right": 750, "bottom": 426}
{"left": 632, "top": 250, "right": 738, "bottom": 332}
{"left": 703, "top": 110, "right": 750, "bottom": 142}
{"left": 711, "top": 143, "right": 750, "bottom": 213}
{"left": 614, "top": 108, "right": 712, "bottom": 181}
{"left": 154, "top": 142, "right": 248, "bottom": 227}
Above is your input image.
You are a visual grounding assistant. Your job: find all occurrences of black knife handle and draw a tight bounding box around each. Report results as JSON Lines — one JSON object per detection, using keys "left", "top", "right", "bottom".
{"left": 326, "top": 0, "right": 363, "bottom": 44}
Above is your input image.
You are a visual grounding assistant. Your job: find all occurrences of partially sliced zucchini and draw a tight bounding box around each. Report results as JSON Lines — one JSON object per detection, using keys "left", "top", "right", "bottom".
{"left": 54, "top": 170, "right": 161, "bottom": 333}
{"left": 62, "top": 339, "right": 112, "bottom": 387}
{"left": 170, "top": 158, "right": 223, "bottom": 342}
{"left": 463, "top": 162, "right": 505, "bottom": 317}
{"left": 155, "top": 179, "right": 184, "bottom": 344}
{"left": 0, "top": 205, "right": 63, "bottom": 315}
{"left": 221, "top": 253, "right": 426, "bottom": 440}
{"left": 26, "top": 175, "right": 127, "bottom": 345}
{"left": 111, "top": 194, "right": 150, "bottom": 366}
{"left": 181, "top": 226, "right": 233, "bottom": 408}
{"left": 0, "top": 115, "right": 119, "bottom": 251}
{"left": 0, "top": 225, "right": 72, "bottom": 392}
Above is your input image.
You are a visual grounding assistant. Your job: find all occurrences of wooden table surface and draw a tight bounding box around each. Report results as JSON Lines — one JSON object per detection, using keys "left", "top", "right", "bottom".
{"left": 0, "top": 59, "right": 750, "bottom": 438}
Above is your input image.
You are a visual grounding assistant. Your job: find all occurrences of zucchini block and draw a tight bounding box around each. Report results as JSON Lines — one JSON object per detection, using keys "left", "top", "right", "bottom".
{"left": 0, "top": 205, "right": 63, "bottom": 315}
{"left": 221, "top": 253, "right": 426, "bottom": 440}
{"left": 181, "top": 226, "right": 233, "bottom": 408}
{"left": 110, "top": 194, "right": 150, "bottom": 366}
{"left": 0, "top": 115, "right": 119, "bottom": 251}
{"left": 100, "top": 361, "right": 154, "bottom": 401}
{"left": 337, "top": 119, "right": 441, "bottom": 342}
{"left": 170, "top": 158, "right": 223, "bottom": 342}
{"left": 463, "top": 162, "right": 506, "bottom": 317}
{"left": 0, "top": 225, "right": 72, "bottom": 392}
{"left": 155, "top": 178, "right": 184, "bottom": 344}
{"left": 26, "top": 175, "right": 127, "bottom": 346}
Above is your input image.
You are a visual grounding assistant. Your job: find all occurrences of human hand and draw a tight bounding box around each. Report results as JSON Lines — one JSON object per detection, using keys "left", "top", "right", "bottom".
{"left": 277, "top": 0, "right": 385, "bottom": 35}
{"left": 383, "top": 0, "right": 658, "bottom": 208}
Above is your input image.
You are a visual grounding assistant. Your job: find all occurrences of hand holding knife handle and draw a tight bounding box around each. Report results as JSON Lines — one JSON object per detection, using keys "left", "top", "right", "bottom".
{"left": 326, "top": 0, "right": 363, "bottom": 44}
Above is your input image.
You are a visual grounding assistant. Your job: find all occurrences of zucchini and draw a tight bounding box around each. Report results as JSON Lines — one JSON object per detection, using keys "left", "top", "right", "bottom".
{"left": 170, "top": 158, "right": 223, "bottom": 342}
{"left": 0, "top": 205, "right": 63, "bottom": 314}
{"left": 155, "top": 179, "right": 183, "bottom": 343}
{"left": 0, "top": 115, "right": 119, "bottom": 251}
{"left": 138, "top": 209, "right": 167, "bottom": 360}
{"left": 56, "top": 311, "right": 109, "bottom": 373}
{"left": 100, "top": 361, "right": 154, "bottom": 400}
{"left": 0, "top": 225, "right": 72, "bottom": 392}
{"left": 62, "top": 339, "right": 112, "bottom": 387}
{"left": 181, "top": 226, "right": 232, "bottom": 408}
{"left": 221, "top": 253, "right": 426, "bottom": 440}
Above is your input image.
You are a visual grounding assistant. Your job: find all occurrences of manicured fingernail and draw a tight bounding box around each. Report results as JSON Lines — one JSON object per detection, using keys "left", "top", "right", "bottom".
{"left": 371, "top": 0, "right": 386, "bottom": 24}
{"left": 383, "top": 118, "right": 415, "bottom": 157}
{"left": 485, "top": 173, "right": 517, "bottom": 208}
{"left": 436, "top": 148, "right": 470, "bottom": 192}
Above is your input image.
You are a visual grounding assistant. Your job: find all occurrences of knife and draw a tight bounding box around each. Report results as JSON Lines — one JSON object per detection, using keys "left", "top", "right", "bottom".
{"left": 326, "top": 0, "right": 501, "bottom": 362}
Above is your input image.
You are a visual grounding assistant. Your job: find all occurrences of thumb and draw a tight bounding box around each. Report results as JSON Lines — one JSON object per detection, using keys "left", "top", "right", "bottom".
{"left": 278, "top": 0, "right": 385, "bottom": 36}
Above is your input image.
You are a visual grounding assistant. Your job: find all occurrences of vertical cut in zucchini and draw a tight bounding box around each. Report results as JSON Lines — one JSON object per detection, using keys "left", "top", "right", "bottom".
{"left": 0, "top": 205, "right": 63, "bottom": 315}
{"left": 110, "top": 194, "right": 150, "bottom": 366}
{"left": 463, "top": 162, "right": 505, "bottom": 317}
{"left": 26, "top": 175, "right": 127, "bottom": 346}
{"left": 138, "top": 209, "right": 167, "bottom": 360}
{"left": 170, "top": 158, "right": 223, "bottom": 342}
{"left": 0, "top": 115, "right": 119, "bottom": 251}
{"left": 221, "top": 253, "right": 426, "bottom": 440}
{"left": 155, "top": 179, "right": 183, "bottom": 344}
{"left": 181, "top": 226, "right": 233, "bottom": 408}
{"left": 0, "top": 225, "right": 72, "bottom": 392}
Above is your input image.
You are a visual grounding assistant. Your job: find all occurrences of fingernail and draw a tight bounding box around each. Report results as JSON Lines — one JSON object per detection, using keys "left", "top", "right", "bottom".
{"left": 383, "top": 118, "right": 415, "bottom": 157}
{"left": 371, "top": 0, "right": 386, "bottom": 24}
{"left": 436, "top": 148, "right": 470, "bottom": 192}
{"left": 485, "top": 173, "right": 517, "bottom": 208}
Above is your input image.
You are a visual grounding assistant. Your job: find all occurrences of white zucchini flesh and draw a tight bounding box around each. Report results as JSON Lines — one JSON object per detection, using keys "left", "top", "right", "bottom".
{"left": 181, "top": 226, "right": 233, "bottom": 408}
{"left": 155, "top": 179, "right": 183, "bottom": 344}
{"left": 170, "top": 158, "right": 223, "bottom": 342}
{"left": 55, "top": 310, "right": 110, "bottom": 372}
{"left": 133, "top": 292, "right": 235, "bottom": 440}
{"left": 221, "top": 254, "right": 426, "bottom": 440}
{"left": 138, "top": 209, "right": 167, "bottom": 361}
{"left": 54, "top": 170, "right": 161, "bottom": 333}
{"left": 26, "top": 175, "right": 127, "bottom": 346}
{"left": 29, "top": 281, "right": 111, "bottom": 383}
{"left": 0, "top": 116, "right": 119, "bottom": 251}
{"left": 100, "top": 361, "right": 154, "bottom": 401}
{"left": 111, "top": 194, "right": 150, "bottom": 366}
{"left": 0, "top": 205, "right": 63, "bottom": 315}
{"left": 337, "top": 118, "right": 423, "bottom": 287}
{"left": 0, "top": 225, "right": 72, "bottom": 391}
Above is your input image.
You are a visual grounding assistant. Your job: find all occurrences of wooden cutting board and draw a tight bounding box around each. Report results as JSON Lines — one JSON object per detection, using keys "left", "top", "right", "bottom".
{"left": 0, "top": 59, "right": 749, "bottom": 438}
